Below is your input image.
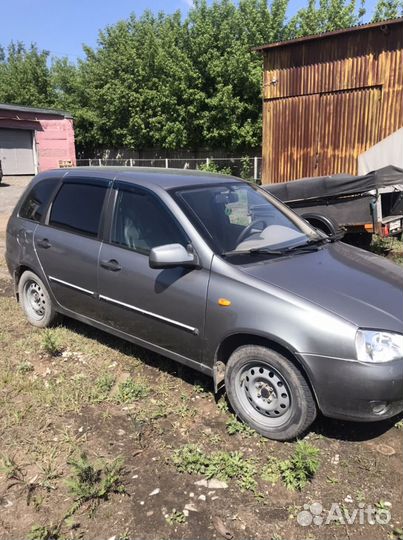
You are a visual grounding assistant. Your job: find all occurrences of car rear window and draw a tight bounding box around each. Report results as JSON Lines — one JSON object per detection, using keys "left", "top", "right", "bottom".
{"left": 19, "top": 178, "right": 57, "bottom": 222}
{"left": 49, "top": 182, "right": 107, "bottom": 237}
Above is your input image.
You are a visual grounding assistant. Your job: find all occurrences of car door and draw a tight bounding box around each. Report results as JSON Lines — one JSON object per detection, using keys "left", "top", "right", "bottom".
{"left": 97, "top": 182, "right": 210, "bottom": 364}
{"left": 34, "top": 176, "right": 110, "bottom": 319}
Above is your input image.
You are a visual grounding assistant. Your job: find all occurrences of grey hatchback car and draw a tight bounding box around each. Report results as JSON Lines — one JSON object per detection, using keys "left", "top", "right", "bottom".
{"left": 6, "top": 167, "right": 403, "bottom": 440}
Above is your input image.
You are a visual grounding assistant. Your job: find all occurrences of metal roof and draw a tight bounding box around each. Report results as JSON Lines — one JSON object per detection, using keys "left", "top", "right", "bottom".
{"left": 253, "top": 17, "right": 403, "bottom": 52}
{"left": 0, "top": 103, "right": 73, "bottom": 118}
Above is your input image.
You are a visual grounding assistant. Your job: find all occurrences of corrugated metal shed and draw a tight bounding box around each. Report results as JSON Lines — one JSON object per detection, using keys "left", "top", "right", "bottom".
{"left": 256, "top": 18, "right": 403, "bottom": 183}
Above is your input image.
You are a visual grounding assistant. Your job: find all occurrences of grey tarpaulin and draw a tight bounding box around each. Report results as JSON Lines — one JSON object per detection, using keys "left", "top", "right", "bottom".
{"left": 264, "top": 166, "right": 403, "bottom": 203}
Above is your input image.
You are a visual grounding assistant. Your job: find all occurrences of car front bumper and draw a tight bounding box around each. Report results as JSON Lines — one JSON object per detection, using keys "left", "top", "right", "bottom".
{"left": 299, "top": 353, "right": 403, "bottom": 422}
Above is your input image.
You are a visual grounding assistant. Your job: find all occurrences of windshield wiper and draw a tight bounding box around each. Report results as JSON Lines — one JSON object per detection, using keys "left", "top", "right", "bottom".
{"left": 222, "top": 238, "right": 329, "bottom": 257}
{"left": 222, "top": 247, "right": 284, "bottom": 257}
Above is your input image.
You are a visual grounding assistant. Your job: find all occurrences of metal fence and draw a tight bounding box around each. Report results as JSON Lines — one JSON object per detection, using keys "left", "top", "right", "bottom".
{"left": 75, "top": 156, "right": 263, "bottom": 181}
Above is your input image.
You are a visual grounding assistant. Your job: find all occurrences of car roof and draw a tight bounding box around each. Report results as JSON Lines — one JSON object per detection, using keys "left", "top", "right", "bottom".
{"left": 39, "top": 166, "right": 243, "bottom": 190}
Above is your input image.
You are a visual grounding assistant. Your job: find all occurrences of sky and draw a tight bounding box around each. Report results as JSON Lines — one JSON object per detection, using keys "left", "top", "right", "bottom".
{"left": 1, "top": 0, "right": 378, "bottom": 62}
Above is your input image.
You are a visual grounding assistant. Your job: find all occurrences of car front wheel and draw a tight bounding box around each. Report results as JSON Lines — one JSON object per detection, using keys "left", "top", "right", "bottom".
{"left": 225, "top": 345, "right": 317, "bottom": 441}
{"left": 18, "top": 270, "right": 59, "bottom": 328}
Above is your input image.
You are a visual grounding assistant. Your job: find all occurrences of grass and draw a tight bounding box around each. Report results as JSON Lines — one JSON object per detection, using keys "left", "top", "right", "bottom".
{"left": 65, "top": 452, "right": 126, "bottom": 517}
{"left": 172, "top": 441, "right": 321, "bottom": 493}
{"left": 28, "top": 524, "right": 60, "bottom": 540}
{"left": 278, "top": 441, "right": 321, "bottom": 491}
{"left": 173, "top": 444, "right": 257, "bottom": 492}
{"left": 0, "top": 454, "right": 25, "bottom": 482}
{"left": 92, "top": 372, "right": 115, "bottom": 402}
{"left": 116, "top": 378, "right": 150, "bottom": 403}
{"left": 17, "top": 360, "right": 34, "bottom": 373}
{"left": 370, "top": 235, "right": 403, "bottom": 265}
{"left": 0, "top": 251, "right": 400, "bottom": 540}
{"left": 226, "top": 414, "right": 256, "bottom": 437}
{"left": 165, "top": 509, "right": 187, "bottom": 525}
{"left": 41, "top": 329, "right": 62, "bottom": 356}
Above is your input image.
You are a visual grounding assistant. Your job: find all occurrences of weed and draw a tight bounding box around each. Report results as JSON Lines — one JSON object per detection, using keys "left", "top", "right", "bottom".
{"left": 38, "top": 451, "right": 61, "bottom": 491}
{"left": 66, "top": 452, "right": 125, "bottom": 516}
{"left": 279, "top": 441, "right": 320, "bottom": 491}
{"left": 176, "top": 403, "right": 196, "bottom": 418}
{"left": 194, "top": 383, "right": 205, "bottom": 394}
{"left": 326, "top": 476, "right": 339, "bottom": 485}
{"left": 240, "top": 156, "right": 253, "bottom": 180}
{"left": 0, "top": 454, "right": 25, "bottom": 482}
{"left": 261, "top": 457, "right": 281, "bottom": 485}
{"left": 32, "top": 495, "right": 45, "bottom": 511}
{"left": 17, "top": 360, "right": 34, "bottom": 373}
{"left": 371, "top": 236, "right": 403, "bottom": 265}
{"left": 28, "top": 524, "right": 59, "bottom": 540}
{"left": 197, "top": 161, "right": 231, "bottom": 175}
{"left": 172, "top": 444, "right": 257, "bottom": 492}
{"left": 165, "top": 509, "right": 187, "bottom": 525}
{"left": 390, "top": 527, "right": 403, "bottom": 540}
{"left": 355, "top": 489, "right": 365, "bottom": 502}
{"left": 116, "top": 378, "right": 150, "bottom": 403}
{"left": 375, "top": 499, "right": 392, "bottom": 521}
{"left": 41, "top": 330, "right": 61, "bottom": 356}
{"left": 208, "top": 433, "right": 222, "bottom": 446}
{"left": 92, "top": 372, "right": 115, "bottom": 402}
{"left": 217, "top": 396, "right": 229, "bottom": 413}
{"left": 116, "top": 530, "right": 131, "bottom": 540}
{"left": 226, "top": 415, "right": 255, "bottom": 437}
{"left": 395, "top": 419, "right": 403, "bottom": 430}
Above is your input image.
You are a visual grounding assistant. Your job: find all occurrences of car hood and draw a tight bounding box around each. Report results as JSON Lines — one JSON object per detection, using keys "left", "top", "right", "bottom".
{"left": 240, "top": 241, "right": 403, "bottom": 332}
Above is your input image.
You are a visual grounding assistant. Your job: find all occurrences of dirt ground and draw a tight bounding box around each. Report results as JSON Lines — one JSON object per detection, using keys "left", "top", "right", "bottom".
{"left": 0, "top": 177, "right": 402, "bottom": 540}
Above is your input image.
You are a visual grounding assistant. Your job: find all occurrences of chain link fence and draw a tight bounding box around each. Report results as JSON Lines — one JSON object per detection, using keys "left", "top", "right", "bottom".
{"left": 75, "top": 156, "right": 263, "bottom": 182}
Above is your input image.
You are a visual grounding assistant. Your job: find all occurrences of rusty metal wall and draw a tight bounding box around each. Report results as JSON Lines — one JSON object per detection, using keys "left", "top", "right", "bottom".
{"left": 261, "top": 21, "right": 403, "bottom": 183}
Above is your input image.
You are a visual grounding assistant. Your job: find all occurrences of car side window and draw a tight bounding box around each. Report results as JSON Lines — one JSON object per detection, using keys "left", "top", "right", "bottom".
{"left": 49, "top": 181, "right": 108, "bottom": 238}
{"left": 19, "top": 178, "right": 57, "bottom": 222}
{"left": 112, "top": 188, "right": 188, "bottom": 254}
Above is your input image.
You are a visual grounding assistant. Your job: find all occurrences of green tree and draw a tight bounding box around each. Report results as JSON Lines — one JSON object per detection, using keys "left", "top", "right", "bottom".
{"left": 72, "top": 10, "right": 204, "bottom": 151}
{"left": 1, "top": 0, "right": 386, "bottom": 153}
{"left": 184, "top": 0, "right": 288, "bottom": 149}
{"left": 286, "top": 0, "right": 365, "bottom": 38}
{"left": 0, "top": 42, "right": 54, "bottom": 107}
{"left": 372, "top": 0, "right": 402, "bottom": 21}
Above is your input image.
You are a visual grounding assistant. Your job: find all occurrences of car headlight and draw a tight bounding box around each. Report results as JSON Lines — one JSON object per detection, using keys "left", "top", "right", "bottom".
{"left": 356, "top": 330, "right": 403, "bottom": 363}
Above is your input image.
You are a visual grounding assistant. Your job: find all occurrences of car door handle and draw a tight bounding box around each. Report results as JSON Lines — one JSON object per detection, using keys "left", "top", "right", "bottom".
{"left": 37, "top": 238, "right": 51, "bottom": 249}
{"left": 100, "top": 259, "right": 121, "bottom": 272}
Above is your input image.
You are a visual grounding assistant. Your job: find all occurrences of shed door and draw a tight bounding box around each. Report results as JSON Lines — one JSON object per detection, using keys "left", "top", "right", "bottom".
{"left": 0, "top": 128, "right": 36, "bottom": 175}
{"left": 262, "top": 94, "right": 321, "bottom": 183}
{"left": 315, "top": 87, "right": 381, "bottom": 176}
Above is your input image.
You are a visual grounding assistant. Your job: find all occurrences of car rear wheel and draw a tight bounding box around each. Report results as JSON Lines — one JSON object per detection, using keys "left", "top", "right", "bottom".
{"left": 225, "top": 345, "right": 317, "bottom": 441}
{"left": 18, "top": 271, "right": 59, "bottom": 328}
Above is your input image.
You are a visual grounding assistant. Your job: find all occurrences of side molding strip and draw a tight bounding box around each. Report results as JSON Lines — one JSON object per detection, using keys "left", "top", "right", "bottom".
{"left": 48, "top": 276, "right": 95, "bottom": 296}
{"left": 99, "top": 294, "right": 199, "bottom": 335}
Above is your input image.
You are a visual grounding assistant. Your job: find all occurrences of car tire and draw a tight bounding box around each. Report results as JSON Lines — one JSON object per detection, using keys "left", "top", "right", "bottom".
{"left": 18, "top": 270, "right": 59, "bottom": 328}
{"left": 225, "top": 345, "right": 317, "bottom": 441}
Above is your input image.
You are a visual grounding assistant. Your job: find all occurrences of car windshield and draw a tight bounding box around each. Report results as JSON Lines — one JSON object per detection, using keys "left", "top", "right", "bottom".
{"left": 173, "top": 182, "right": 322, "bottom": 255}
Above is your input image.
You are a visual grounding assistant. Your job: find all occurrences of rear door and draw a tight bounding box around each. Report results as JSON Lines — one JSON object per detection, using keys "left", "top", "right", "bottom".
{"left": 34, "top": 177, "right": 110, "bottom": 319}
{"left": 97, "top": 182, "right": 210, "bottom": 364}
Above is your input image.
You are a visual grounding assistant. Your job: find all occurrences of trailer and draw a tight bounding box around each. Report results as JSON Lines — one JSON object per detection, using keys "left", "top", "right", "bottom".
{"left": 264, "top": 166, "right": 403, "bottom": 247}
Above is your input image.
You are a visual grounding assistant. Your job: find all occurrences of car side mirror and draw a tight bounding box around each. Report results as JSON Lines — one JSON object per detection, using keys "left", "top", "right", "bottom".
{"left": 149, "top": 243, "right": 198, "bottom": 269}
